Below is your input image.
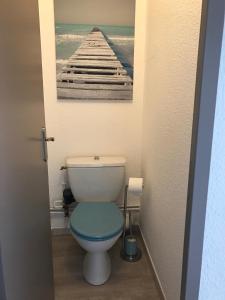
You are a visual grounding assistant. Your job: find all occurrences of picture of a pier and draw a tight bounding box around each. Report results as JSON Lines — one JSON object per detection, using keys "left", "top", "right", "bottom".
{"left": 56, "top": 27, "right": 133, "bottom": 100}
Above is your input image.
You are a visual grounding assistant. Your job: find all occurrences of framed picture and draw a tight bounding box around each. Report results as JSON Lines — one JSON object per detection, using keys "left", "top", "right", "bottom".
{"left": 54, "top": 0, "right": 135, "bottom": 101}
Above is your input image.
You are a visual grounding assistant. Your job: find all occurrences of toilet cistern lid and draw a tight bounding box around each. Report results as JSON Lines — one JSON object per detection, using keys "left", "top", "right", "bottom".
{"left": 66, "top": 156, "right": 126, "bottom": 168}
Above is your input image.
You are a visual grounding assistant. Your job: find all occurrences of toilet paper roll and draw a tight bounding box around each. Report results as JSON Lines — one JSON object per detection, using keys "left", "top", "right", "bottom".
{"left": 128, "top": 178, "right": 144, "bottom": 196}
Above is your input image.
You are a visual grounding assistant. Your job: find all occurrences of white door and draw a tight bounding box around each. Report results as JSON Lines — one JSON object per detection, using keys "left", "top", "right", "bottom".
{"left": 0, "top": 0, "right": 54, "bottom": 299}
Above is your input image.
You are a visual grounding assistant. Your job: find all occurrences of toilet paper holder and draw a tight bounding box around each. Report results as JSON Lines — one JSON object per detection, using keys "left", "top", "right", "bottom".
{"left": 120, "top": 178, "right": 143, "bottom": 262}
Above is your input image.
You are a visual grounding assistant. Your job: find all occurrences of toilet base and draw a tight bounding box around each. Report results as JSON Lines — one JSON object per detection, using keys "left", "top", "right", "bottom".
{"left": 83, "top": 251, "right": 111, "bottom": 285}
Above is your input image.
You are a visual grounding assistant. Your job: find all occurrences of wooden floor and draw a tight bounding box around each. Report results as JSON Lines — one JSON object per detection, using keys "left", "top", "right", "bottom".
{"left": 52, "top": 233, "right": 162, "bottom": 300}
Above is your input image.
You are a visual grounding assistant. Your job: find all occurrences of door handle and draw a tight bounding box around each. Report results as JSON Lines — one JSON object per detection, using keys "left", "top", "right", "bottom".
{"left": 41, "top": 127, "right": 55, "bottom": 162}
{"left": 45, "top": 137, "right": 55, "bottom": 142}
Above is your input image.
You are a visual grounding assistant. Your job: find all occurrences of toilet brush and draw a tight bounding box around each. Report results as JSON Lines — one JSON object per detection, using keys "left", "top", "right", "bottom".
{"left": 120, "top": 181, "right": 142, "bottom": 262}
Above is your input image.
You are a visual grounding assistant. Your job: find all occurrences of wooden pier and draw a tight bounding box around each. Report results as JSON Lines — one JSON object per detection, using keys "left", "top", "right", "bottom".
{"left": 57, "top": 28, "right": 133, "bottom": 100}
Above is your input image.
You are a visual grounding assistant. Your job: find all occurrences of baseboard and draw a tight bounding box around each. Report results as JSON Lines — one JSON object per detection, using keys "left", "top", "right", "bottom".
{"left": 51, "top": 227, "right": 70, "bottom": 236}
{"left": 50, "top": 210, "right": 69, "bottom": 230}
{"left": 139, "top": 227, "right": 167, "bottom": 300}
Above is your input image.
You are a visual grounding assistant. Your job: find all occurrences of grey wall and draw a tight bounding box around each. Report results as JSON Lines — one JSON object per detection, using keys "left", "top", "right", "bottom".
{"left": 54, "top": 0, "right": 135, "bottom": 26}
{"left": 199, "top": 20, "right": 225, "bottom": 300}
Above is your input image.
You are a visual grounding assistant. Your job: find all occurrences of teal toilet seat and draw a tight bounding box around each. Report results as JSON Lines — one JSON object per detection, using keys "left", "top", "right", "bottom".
{"left": 69, "top": 202, "right": 124, "bottom": 241}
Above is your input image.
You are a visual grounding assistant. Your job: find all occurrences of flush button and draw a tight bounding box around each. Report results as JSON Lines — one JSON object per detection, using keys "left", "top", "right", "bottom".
{"left": 94, "top": 156, "right": 100, "bottom": 160}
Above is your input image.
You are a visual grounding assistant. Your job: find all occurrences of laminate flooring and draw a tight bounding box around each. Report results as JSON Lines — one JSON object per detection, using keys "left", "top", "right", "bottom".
{"left": 52, "top": 233, "right": 162, "bottom": 300}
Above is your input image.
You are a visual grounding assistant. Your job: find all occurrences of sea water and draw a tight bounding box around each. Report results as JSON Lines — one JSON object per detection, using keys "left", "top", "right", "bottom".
{"left": 55, "top": 23, "right": 134, "bottom": 77}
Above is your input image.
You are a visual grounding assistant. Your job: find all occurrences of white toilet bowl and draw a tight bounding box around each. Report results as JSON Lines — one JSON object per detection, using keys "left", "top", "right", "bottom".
{"left": 72, "top": 231, "right": 121, "bottom": 285}
{"left": 70, "top": 202, "right": 123, "bottom": 285}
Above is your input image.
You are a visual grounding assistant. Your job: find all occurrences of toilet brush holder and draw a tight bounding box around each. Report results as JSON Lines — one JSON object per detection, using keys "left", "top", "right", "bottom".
{"left": 121, "top": 235, "right": 142, "bottom": 262}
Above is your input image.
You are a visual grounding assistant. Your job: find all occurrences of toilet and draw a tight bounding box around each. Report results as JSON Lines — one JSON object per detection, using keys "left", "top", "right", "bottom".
{"left": 66, "top": 156, "right": 126, "bottom": 285}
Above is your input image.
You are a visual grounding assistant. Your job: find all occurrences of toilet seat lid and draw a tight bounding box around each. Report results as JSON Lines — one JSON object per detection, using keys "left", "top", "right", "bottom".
{"left": 69, "top": 202, "right": 124, "bottom": 241}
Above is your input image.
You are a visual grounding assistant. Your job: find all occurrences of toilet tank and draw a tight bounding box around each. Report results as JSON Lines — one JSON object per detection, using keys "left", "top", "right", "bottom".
{"left": 66, "top": 156, "right": 126, "bottom": 202}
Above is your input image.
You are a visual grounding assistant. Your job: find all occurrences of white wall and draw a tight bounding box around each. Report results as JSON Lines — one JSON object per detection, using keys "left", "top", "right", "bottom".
{"left": 199, "top": 22, "right": 225, "bottom": 300}
{"left": 38, "top": 0, "right": 146, "bottom": 208}
{"left": 141, "top": 1, "right": 202, "bottom": 299}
